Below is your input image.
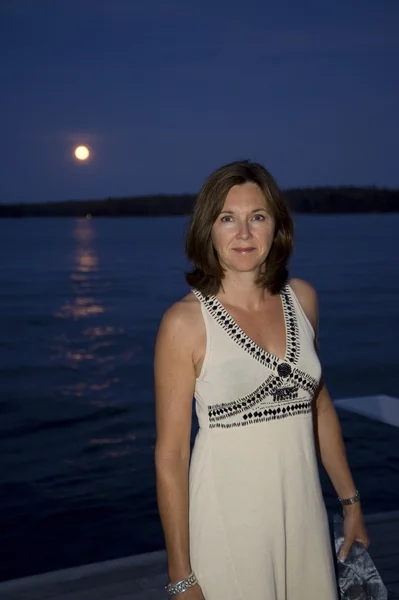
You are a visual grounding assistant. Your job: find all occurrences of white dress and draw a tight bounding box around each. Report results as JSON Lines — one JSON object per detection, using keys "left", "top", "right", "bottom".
{"left": 189, "top": 284, "right": 338, "bottom": 600}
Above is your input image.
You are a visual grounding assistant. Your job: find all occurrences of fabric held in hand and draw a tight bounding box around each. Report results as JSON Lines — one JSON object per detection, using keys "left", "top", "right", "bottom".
{"left": 333, "top": 514, "right": 388, "bottom": 600}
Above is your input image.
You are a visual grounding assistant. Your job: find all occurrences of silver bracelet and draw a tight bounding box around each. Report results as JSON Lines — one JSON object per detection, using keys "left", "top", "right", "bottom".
{"left": 338, "top": 490, "right": 360, "bottom": 506}
{"left": 165, "top": 571, "right": 198, "bottom": 596}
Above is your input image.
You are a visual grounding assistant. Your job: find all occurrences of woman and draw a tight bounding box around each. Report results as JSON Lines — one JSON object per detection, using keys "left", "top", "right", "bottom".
{"left": 154, "top": 160, "right": 369, "bottom": 599}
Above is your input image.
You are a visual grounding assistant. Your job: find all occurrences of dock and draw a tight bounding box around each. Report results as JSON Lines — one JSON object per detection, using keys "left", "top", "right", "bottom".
{"left": 334, "top": 394, "right": 399, "bottom": 428}
{"left": 1, "top": 511, "right": 398, "bottom": 599}
{"left": 1, "top": 395, "right": 398, "bottom": 599}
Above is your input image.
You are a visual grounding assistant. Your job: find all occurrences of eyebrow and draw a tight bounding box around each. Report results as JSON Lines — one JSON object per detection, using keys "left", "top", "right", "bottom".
{"left": 219, "top": 208, "right": 269, "bottom": 215}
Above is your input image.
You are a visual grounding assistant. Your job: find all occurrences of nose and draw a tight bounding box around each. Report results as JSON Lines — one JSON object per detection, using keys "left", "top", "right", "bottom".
{"left": 236, "top": 219, "right": 251, "bottom": 240}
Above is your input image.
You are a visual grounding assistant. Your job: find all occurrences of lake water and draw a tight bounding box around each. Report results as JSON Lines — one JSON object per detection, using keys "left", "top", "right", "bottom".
{"left": 0, "top": 215, "right": 398, "bottom": 582}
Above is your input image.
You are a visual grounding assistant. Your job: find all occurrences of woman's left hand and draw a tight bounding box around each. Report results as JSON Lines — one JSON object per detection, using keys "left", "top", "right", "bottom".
{"left": 338, "top": 504, "right": 370, "bottom": 561}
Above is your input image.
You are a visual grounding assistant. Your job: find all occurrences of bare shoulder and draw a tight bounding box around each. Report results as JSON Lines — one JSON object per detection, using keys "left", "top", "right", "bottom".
{"left": 289, "top": 277, "right": 318, "bottom": 304}
{"left": 288, "top": 277, "right": 318, "bottom": 331}
{"left": 157, "top": 292, "right": 202, "bottom": 343}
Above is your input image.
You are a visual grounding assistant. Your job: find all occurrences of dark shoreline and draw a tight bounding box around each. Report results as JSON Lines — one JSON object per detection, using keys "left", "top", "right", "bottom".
{"left": 1, "top": 186, "right": 399, "bottom": 217}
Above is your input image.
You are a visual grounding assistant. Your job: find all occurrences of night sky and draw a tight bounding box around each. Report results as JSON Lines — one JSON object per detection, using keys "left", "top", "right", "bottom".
{"left": 1, "top": 0, "right": 398, "bottom": 204}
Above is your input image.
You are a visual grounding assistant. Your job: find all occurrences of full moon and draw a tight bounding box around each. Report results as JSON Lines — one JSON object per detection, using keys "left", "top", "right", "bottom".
{"left": 74, "top": 145, "right": 90, "bottom": 161}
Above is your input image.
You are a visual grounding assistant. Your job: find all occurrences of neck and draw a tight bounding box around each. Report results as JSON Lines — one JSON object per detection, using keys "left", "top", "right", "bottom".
{"left": 217, "top": 272, "right": 272, "bottom": 310}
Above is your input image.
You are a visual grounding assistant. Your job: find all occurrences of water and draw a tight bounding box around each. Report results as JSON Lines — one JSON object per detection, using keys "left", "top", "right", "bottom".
{"left": 0, "top": 215, "right": 398, "bottom": 582}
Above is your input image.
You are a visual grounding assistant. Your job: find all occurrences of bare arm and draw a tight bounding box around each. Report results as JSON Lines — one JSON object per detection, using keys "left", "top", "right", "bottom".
{"left": 290, "top": 278, "right": 369, "bottom": 556}
{"left": 154, "top": 303, "right": 196, "bottom": 582}
{"left": 290, "top": 279, "right": 357, "bottom": 498}
{"left": 313, "top": 383, "right": 359, "bottom": 499}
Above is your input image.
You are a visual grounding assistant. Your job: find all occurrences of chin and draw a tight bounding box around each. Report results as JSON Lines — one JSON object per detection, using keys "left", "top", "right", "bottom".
{"left": 229, "top": 261, "right": 263, "bottom": 274}
{"left": 219, "top": 253, "right": 265, "bottom": 273}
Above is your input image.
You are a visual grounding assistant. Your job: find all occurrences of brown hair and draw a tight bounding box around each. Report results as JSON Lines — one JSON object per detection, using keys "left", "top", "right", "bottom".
{"left": 185, "top": 160, "right": 294, "bottom": 295}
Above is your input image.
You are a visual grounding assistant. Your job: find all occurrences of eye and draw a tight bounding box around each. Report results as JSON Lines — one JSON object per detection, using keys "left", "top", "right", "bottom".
{"left": 221, "top": 215, "right": 234, "bottom": 222}
{"left": 252, "top": 213, "right": 266, "bottom": 221}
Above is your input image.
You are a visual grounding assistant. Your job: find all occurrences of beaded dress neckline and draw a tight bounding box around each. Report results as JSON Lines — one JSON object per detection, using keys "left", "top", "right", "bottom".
{"left": 192, "top": 284, "right": 301, "bottom": 376}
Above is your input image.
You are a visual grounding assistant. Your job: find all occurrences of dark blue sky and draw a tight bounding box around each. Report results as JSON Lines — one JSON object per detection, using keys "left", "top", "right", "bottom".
{"left": 1, "top": 0, "right": 398, "bottom": 203}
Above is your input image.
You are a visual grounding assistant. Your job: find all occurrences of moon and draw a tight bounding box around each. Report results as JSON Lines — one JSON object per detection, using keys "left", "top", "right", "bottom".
{"left": 74, "top": 145, "right": 90, "bottom": 161}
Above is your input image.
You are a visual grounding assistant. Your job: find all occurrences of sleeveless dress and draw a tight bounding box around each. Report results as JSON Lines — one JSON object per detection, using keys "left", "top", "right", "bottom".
{"left": 189, "top": 283, "right": 338, "bottom": 600}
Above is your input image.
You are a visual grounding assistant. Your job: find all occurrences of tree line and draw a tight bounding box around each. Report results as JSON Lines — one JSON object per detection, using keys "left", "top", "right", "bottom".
{"left": 1, "top": 187, "right": 398, "bottom": 217}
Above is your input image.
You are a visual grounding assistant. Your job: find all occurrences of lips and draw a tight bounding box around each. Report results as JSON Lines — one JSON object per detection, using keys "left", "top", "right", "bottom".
{"left": 233, "top": 247, "right": 256, "bottom": 253}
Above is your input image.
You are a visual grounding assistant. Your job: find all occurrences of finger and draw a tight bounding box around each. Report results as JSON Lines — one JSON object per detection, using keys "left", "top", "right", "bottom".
{"left": 356, "top": 536, "right": 370, "bottom": 549}
{"left": 338, "top": 539, "right": 354, "bottom": 562}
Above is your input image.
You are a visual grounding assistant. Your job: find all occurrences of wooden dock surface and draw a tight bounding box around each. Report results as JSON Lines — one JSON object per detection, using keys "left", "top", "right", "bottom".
{"left": 1, "top": 511, "right": 398, "bottom": 599}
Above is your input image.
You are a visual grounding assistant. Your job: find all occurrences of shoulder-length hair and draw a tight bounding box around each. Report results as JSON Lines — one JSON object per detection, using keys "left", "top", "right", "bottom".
{"left": 185, "top": 160, "right": 294, "bottom": 296}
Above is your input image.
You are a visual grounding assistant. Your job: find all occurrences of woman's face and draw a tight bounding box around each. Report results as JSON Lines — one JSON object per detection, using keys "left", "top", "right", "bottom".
{"left": 211, "top": 182, "right": 275, "bottom": 276}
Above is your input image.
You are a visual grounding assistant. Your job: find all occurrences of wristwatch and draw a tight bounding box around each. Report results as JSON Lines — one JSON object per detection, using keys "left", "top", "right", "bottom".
{"left": 338, "top": 490, "right": 360, "bottom": 506}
